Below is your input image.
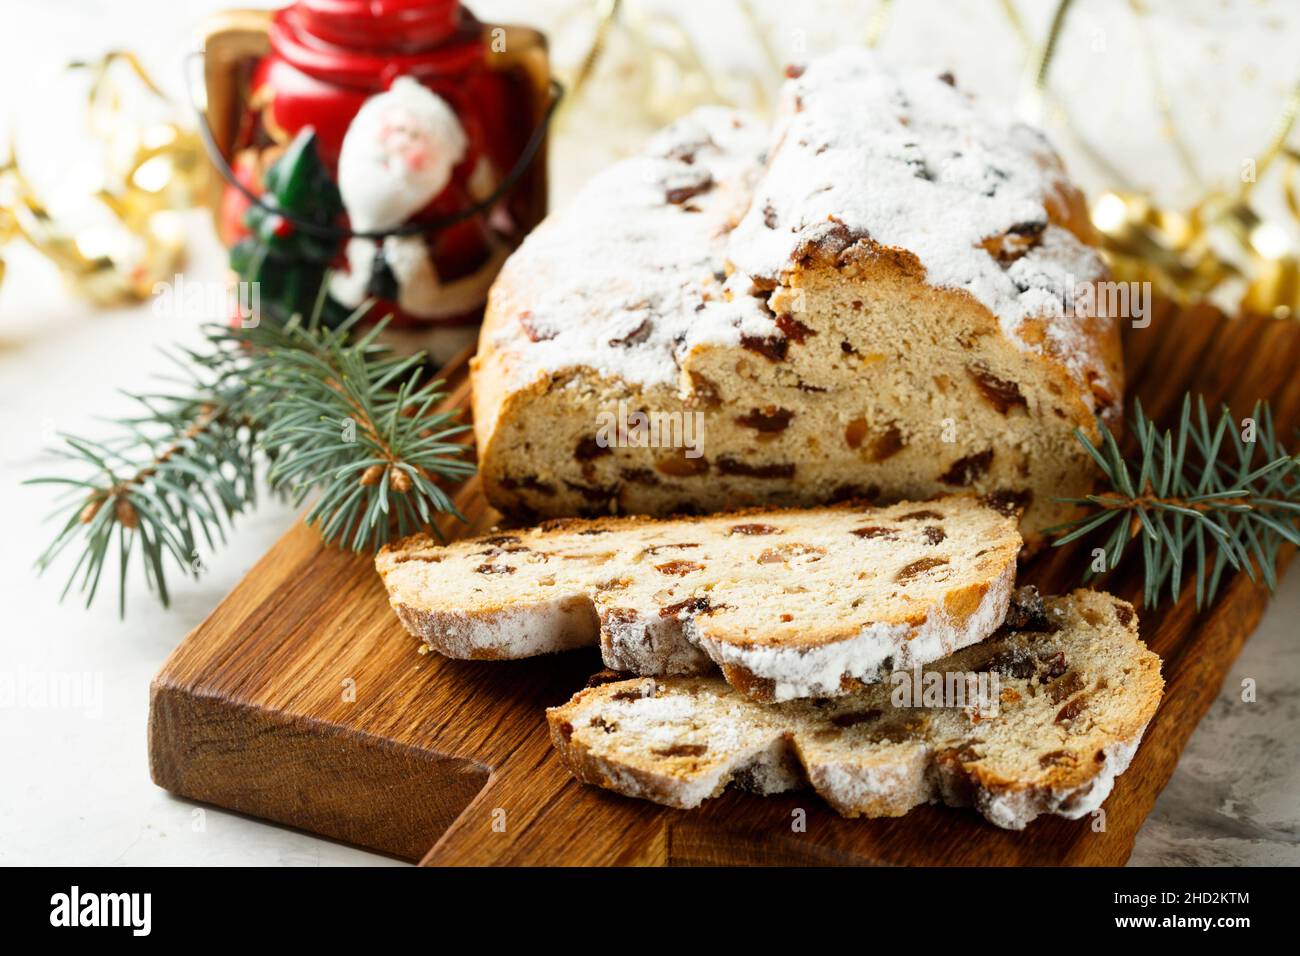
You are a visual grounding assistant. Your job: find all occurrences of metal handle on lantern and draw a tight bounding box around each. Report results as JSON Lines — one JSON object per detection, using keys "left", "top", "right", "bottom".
{"left": 182, "top": 50, "right": 563, "bottom": 242}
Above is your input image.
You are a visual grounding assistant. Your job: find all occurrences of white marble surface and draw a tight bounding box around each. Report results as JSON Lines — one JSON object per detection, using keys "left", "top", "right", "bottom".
{"left": 1, "top": 0, "right": 1297, "bottom": 866}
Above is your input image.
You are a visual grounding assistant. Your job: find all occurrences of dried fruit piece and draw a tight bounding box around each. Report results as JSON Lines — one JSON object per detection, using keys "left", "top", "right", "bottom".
{"left": 979, "top": 649, "right": 1036, "bottom": 679}
{"left": 977, "top": 220, "right": 1045, "bottom": 264}
{"left": 655, "top": 452, "right": 710, "bottom": 478}
{"left": 865, "top": 424, "right": 905, "bottom": 462}
{"left": 653, "top": 743, "right": 708, "bottom": 757}
{"left": 775, "top": 313, "right": 816, "bottom": 342}
{"left": 585, "top": 669, "right": 629, "bottom": 688}
{"left": 895, "top": 556, "right": 949, "bottom": 581}
{"left": 832, "top": 483, "right": 880, "bottom": 503}
{"left": 665, "top": 172, "right": 713, "bottom": 204}
{"left": 1038, "top": 749, "right": 1072, "bottom": 769}
{"left": 967, "top": 365, "right": 1027, "bottom": 414}
{"left": 1003, "top": 585, "right": 1058, "bottom": 633}
{"left": 660, "top": 596, "right": 711, "bottom": 618}
{"left": 1055, "top": 696, "right": 1088, "bottom": 725}
{"left": 686, "top": 371, "right": 722, "bottom": 408}
{"left": 574, "top": 436, "right": 611, "bottom": 460}
{"left": 654, "top": 560, "right": 706, "bottom": 576}
{"left": 981, "top": 488, "right": 1032, "bottom": 517}
{"left": 608, "top": 318, "right": 651, "bottom": 347}
{"left": 740, "top": 334, "right": 789, "bottom": 362}
{"left": 1038, "top": 651, "right": 1068, "bottom": 682}
{"left": 642, "top": 543, "right": 701, "bottom": 554}
{"left": 844, "top": 417, "right": 868, "bottom": 449}
{"left": 831, "top": 708, "right": 883, "bottom": 728}
{"left": 716, "top": 457, "right": 795, "bottom": 479}
{"left": 1047, "top": 670, "right": 1085, "bottom": 704}
{"left": 736, "top": 407, "right": 795, "bottom": 433}
{"left": 619, "top": 467, "right": 661, "bottom": 486}
{"left": 850, "top": 525, "right": 897, "bottom": 540}
{"left": 939, "top": 449, "right": 993, "bottom": 486}
{"left": 757, "top": 543, "right": 826, "bottom": 564}
{"left": 727, "top": 523, "right": 781, "bottom": 536}
{"left": 518, "top": 310, "right": 556, "bottom": 342}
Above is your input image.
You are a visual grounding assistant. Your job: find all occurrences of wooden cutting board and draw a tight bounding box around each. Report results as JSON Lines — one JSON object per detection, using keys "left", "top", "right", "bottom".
{"left": 148, "top": 302, "right": 1300, "bottom": 865}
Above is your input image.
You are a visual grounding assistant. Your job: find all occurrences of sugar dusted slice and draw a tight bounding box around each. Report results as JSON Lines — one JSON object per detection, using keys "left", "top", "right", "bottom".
{"left": 376, "top": 495, "right": 1020, "bottom": 701}
{"left": 547, "top": 589, "right": 1163, "bottom": 830}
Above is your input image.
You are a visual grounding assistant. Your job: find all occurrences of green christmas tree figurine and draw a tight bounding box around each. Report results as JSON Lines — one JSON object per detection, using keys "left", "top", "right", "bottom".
{"left": 230, "top": 128, "right": 349, "bottom": 327}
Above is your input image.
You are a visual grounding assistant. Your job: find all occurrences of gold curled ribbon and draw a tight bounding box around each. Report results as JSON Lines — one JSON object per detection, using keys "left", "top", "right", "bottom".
{"left": 0, "top": 51, "right": 206, "bottom": 305}
{"left": 1007, "top": 0, "right": 1300, "bottom": 318}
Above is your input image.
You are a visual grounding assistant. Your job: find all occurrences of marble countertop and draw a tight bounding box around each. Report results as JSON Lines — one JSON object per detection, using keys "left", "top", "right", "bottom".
{"left": 1, "top": 0, "right": 1296, "bottom": 867}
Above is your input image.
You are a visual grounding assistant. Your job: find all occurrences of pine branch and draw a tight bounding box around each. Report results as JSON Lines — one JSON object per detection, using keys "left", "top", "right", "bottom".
{"left": 26, "top": 310, "right": 473, "bottom": 616}
{"left": 229, "top": 314, "right": 475, "bottom": 552}
{"left": 1050, "top": 394, "right": 1300, "bottom": 608}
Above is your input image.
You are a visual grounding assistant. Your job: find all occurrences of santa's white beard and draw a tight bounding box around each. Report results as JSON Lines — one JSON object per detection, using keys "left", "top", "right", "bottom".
{"left": 338, "top": 162, "right": 448, "bottom": 234}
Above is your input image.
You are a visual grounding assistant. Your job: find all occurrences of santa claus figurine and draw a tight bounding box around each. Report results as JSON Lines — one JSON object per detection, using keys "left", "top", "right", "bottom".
{"left": 331, "top": 78, "right": 509, "bottom": 338}
{"left": 205, "top": 0, "right": 551, "bottom": 358}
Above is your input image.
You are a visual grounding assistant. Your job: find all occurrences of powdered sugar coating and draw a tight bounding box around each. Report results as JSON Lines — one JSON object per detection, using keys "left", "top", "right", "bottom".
{"left": 391, "top": 596, "right": 595, "bottom": 659}
{"left": 548, "top": 591, "right": 1164, "bottom": 830}
{"left": 699, "top": 556, "right": 1015, "bottom": 701}
{"left": 486, "top": 106, "right": 770, "bottom": 389}
{"left": 729, "top": 50, "right": 1105, "bottom": 337}
{"left": 486, "top": 50, "right": 1111, "bottom": 405}
{"left": 978, "top": 723, "right": 1147, "bottom": 830}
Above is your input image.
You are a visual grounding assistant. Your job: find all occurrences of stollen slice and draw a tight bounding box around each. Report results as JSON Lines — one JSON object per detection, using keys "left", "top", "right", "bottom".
{"left": 376, "top": 495, "right": 1021, "bottom": 701}
{"left": 546, "top": 588, "right": 1163, "bottom": 830}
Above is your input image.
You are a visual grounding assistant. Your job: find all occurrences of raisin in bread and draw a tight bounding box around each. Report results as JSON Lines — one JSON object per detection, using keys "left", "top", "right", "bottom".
{"left": 472, "top": 50, "right": 1122, "bottom": 548}
{"left": 376, "top": 496, "right": 1020, "bottom": 701}
{"left": 547, "top": 589, "right": 1162, "bottom": 830}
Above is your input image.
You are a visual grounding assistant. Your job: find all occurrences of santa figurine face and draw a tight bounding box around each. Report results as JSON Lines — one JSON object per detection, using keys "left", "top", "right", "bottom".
{"left": 336, "top": 77, "right": 469, "bottom": 233}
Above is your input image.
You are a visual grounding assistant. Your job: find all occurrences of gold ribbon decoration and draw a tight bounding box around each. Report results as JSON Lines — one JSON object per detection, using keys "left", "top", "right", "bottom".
{"left": 1008, "top": 0, "right": 1300, "bottom": 319}
{"left": 0, "top": 51, "right": 206, "bottom": 305}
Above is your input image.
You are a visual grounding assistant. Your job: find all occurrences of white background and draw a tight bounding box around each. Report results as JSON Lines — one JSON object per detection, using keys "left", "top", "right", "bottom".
{"left": 1, "top": 0, "right": 1297, "bottom": 865}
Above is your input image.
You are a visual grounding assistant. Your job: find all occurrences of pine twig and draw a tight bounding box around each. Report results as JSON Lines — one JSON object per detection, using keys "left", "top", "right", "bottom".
{"left": 26, "top": 309, "right": 473, "bottom": 616}
{"left": 1050, "top": 393, "right": 1300, "bottom": 608}
{"left": 230, "top": 313, "right": 475, "bottom": 553}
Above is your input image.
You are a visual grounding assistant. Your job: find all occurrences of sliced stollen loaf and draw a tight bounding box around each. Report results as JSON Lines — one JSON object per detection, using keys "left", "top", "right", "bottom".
{"left": 472, "top": 49, "right": 1123, "bottom": 548}
{"left": 547, "top": 589, "right": 1163, "bottom": 830}
{"left": 376, "top": 496, "right": 1021, "bottom": 701}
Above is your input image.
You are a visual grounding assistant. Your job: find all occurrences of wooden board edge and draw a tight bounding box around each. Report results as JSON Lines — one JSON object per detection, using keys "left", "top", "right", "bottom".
{"left": 148, "top": 678, "right": 491, "bottom": 861}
